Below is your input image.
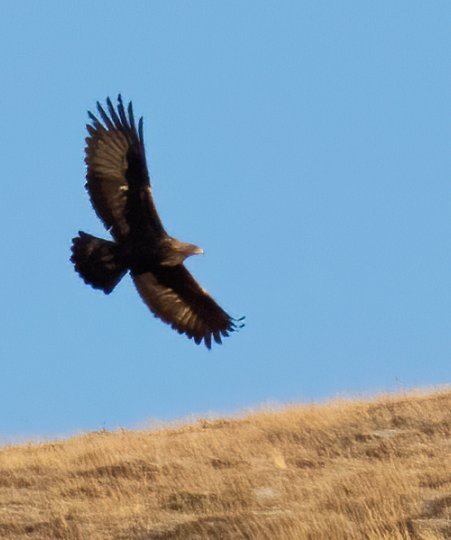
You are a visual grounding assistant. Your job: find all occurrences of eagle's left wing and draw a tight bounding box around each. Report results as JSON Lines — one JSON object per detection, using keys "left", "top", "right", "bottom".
{"left": 132, "top": 266, "right": 240, "bottom": 348}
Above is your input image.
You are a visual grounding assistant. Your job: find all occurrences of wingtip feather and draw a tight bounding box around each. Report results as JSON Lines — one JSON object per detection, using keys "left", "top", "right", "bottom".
{"left": 204, "top": 333, "right": 212, "bottom": 349}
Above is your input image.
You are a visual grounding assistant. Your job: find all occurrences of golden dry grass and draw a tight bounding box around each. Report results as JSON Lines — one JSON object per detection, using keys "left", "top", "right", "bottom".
{"left": 0, "top": 389, "right": 449, "bottom": 539}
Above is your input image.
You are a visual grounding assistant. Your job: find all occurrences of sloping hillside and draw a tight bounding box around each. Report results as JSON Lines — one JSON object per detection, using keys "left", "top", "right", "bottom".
{"left": 0, "top": 390, "right": 449, "bottom": 539}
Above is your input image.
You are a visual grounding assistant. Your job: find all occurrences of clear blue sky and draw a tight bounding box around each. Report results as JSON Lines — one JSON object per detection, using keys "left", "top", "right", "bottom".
{"left": 0, "top": 1, "right": 449, "bottom": 440}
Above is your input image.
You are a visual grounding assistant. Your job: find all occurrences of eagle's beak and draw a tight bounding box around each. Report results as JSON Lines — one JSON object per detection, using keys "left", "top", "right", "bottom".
{"left": 192, "top": 246, "right": 204, "bottom": 255}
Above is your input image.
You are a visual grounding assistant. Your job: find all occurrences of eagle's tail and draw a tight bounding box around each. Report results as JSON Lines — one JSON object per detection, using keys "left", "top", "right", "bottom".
{"left": 70, "top": 232, "right": 127, "bottom": 294}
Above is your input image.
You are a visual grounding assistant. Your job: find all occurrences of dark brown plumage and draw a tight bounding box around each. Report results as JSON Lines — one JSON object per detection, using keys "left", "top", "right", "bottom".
{"left": 71, "top": 96, "right": 242, "bottom": 348}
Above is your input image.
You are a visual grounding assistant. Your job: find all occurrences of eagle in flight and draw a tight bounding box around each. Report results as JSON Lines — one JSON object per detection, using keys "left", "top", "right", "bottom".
{"left": 71, "top": 96, "right": 242, "bottom": 348}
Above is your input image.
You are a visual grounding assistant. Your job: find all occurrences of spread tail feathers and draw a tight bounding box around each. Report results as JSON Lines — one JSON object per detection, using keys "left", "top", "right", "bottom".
{"left": 70, "top": 232, "right": 127, "bottom": 294}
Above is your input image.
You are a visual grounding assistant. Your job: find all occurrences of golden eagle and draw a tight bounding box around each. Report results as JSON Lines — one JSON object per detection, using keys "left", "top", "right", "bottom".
{"left": 71, "top": 96, "right": 242, "bottom": 348}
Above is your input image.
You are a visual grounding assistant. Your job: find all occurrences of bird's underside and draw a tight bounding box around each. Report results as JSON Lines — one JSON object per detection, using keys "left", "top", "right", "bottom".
{"left": 70, "top": 95, "right": 243, "bottom": 348}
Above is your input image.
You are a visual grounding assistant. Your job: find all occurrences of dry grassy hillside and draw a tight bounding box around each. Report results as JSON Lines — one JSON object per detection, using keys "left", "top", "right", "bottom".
{"left": 0, "top": 390, "right": 449, "bottom": 539}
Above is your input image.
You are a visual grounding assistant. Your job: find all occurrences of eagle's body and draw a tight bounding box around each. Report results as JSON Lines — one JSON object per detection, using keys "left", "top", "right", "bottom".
{"left": 71, "top": 96, "right": 241, "bottom": 348}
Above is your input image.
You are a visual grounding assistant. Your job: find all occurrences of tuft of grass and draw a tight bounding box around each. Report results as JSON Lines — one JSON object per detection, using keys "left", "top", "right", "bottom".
{"left": 0, "top": 389, "right": 449, "bottom": 539}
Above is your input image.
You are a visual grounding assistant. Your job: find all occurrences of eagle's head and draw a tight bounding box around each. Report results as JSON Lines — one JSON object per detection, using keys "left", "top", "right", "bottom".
{"left": 160, "top": 237, "right": 204, "bottom": 266}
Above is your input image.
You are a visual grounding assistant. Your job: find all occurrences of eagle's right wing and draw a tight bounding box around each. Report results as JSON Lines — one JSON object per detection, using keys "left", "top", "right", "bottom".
{"left": 84, "top": 96, "right": 165, "bottom": 241}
